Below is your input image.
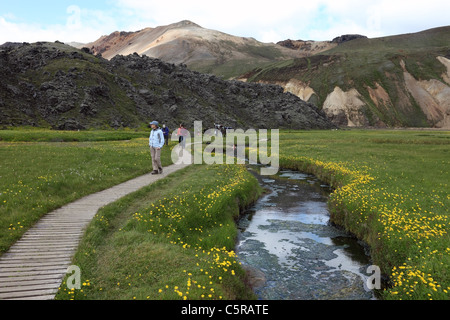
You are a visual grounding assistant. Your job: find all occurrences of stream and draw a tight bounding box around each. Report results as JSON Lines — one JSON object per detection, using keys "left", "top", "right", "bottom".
{"left": 236, "top": 167, "right": 376, "bottom": 300}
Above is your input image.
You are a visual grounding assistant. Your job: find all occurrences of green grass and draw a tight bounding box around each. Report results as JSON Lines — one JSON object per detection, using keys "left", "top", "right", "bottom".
{"left": 55, "top": 164, "right": 261, "bottom": 300}
{"left": 2, "top": 128, "right": 449, "bottom": 300}
{"left": 0, "top": 129, "right": 172, "bottom": 255}
{"left": 190, "top": 58, "right": 280, "bottom": 80}
{"left": 0, "top": 127, "right": 149, "bottom": 142}
{"left": 278, "top": 129, "right": 450, "bottom": 300}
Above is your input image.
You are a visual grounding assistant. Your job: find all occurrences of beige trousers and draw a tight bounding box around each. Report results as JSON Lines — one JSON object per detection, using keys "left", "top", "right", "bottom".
{"left": 150, "top": 147, "right": 162, "bottom": 172}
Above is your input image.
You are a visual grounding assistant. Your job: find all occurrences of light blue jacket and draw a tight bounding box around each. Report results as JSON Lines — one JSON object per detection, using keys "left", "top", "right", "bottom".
{"left": 149, "top": 128, "right": 165, "bottom": 149}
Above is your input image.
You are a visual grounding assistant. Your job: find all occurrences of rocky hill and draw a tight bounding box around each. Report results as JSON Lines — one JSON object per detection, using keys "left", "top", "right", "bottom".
{"left": 82, "top": 20, "right": 308, "bottom": 79}
{"left": 241, "top": 27, "right": 450, "bottom": 128}
{"left": 276, "top": 35, "right": 367, "bottom": 53}
{"left": 0, "top": 41, "right": 333, "bottom": 130}
{"left": 276, "top": 39, "right": 337, "bottom": 56}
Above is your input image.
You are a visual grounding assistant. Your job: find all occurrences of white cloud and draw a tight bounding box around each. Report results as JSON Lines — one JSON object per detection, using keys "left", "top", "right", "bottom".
{"left": 113, "top": 0, "right": 321, "bottom": 37}
{"left": 373, "top": 0, "right": 450, "bottom": 36}
{"left": 113, "top": 0, "right": 450, "bottom": 41}
{"left": 0, "top": 17, "right": 59, "bottom": 43}
{"left": 0, "top": 0, "right": 449, "bottom": 45}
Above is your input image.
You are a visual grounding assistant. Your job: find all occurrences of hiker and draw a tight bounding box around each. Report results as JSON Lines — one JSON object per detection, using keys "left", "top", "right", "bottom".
{"left": 162, "top": 124, "right": 170, "bottom": 146}
{"left": 177, "top": 124, "right": 188, "bottom": 149}
{"left": 149, "top": 121, "right": 165, "bottom": 175}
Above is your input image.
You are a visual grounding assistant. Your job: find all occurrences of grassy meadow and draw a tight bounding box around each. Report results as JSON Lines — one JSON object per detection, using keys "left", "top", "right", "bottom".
{"left": 56, "top": 164, "right": 261, "bottom": 300}
{"left": 0, "top": 128, "right": 167, "bottom": 254}
{"left": 1, "top": 128, "right": 449, "bottom": 300}
{"left": 278, "top": 129, "right": 449, "bottom": 300}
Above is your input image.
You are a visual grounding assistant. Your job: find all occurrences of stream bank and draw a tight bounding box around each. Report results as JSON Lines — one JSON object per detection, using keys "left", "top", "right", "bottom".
{"left": 236, "top": 167, "right": 376, "bottom": 300}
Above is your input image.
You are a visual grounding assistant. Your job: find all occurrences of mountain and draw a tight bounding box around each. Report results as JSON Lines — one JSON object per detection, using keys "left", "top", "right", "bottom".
{"left": 276, "top": 39, "right": 337, "bottom": 55}
{"left": 274, "top": 34, "right": 367, "bottom": 55}
{"left": 84, "top": 21, "right": 365, "bottom": 79}
{"left": 240, "top": 27, "right": 450, "bottom": 128}
{"left": 83, "top": 20, "right": 312, "bottom": 79}
{"left": 0, "top": 41, "right": 333, "bottom": 130}
{"left": 83, "top": 21, "right": 450, "bottom": 128}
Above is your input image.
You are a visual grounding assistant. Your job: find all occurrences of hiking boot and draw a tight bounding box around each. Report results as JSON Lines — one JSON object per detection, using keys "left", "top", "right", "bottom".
{"left": 151, "top": 170, "right": 159, "bottom": 175}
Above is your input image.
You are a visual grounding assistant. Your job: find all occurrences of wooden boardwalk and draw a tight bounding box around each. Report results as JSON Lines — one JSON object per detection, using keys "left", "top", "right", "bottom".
{"left": 0, "top": 149, "right": 192, "bottom": 300}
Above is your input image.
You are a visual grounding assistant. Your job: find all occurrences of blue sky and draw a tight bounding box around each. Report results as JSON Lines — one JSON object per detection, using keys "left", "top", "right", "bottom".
{"left": 1, "top": 0, "right": 449, "bottom": 44}
{"left": 2, "top": 1, "right": 80, "bottom": 25}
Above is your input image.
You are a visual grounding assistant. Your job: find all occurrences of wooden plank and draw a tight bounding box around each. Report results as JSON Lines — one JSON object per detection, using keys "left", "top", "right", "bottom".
{"left": 7, "top": 294, "right": 56, "bottom": 300}
{"left": 7, "top": 247, "right": 76, "bottom": 254}
{"left": 0, "top": 277, "right": 63, "bottom": 288}
{"left": 0, "top": 261, "right": 70, "bottom": 268}
{"left": 0, "top": 264, "right": 70, "bottom": 273}
{"left": 0, "top": 273, "right": 65, "bottom": 283}
{"left": 0, "top": 256, "right": 71, "bottom": 264}
{"left": 5, "top": 244, "right": 78, "bottom": 250}
{"left": 0, "top": 253, "right": 74, "bottom": 262}
{"left": 0, "top": 288, "right": 58, "bottom": 300}
{"left": 0, "top": 268, "right": 68, "bottom": 278}
{"left": 0, "top": 282, "right": 61, "bottom": 293}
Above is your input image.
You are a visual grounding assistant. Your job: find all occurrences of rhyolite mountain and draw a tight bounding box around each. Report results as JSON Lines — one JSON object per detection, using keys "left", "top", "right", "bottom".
{"left": 82, "top": 20, "right": 313, "bottom": 80}
{"left": 0, "top": 41, "right": 333, "bottom": 130}
{"left": 82, "top": 20, "right": 363, "bottom": 79}
{"left": 241, "top": 27, "right": 450, "bottom": 128}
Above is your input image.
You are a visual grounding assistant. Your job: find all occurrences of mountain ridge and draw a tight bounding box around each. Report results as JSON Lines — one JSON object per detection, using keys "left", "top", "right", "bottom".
{"left": 240, "top": 26, "right": 450, "bottom": 128}
{"left": 0, "top": 41, "right": 334, "bottom": 130}
{"left": 82, "top": 20, "right": 329, "bottom": 79}
{"left": 80, "top": 20, "right": 377, "bottom": 79}
{"left": 3, "top": 22, "right": 449, "bottom": 129}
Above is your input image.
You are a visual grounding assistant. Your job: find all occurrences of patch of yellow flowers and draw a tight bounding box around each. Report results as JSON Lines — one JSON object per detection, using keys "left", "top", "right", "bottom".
{"left": 280, "top": 154, "right": 449, "bottom": 300}
{"left": 133, "top": 164, "right": 254, "bottom": 300}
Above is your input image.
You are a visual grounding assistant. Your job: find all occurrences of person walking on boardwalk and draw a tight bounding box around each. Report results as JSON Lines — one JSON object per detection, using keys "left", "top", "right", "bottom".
{"left": 149, "top": 121, "right": 165, "bottom": 175}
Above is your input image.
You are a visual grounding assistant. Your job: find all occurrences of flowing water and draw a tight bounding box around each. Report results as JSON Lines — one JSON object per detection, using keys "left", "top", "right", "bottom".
{"left": 236, "top": 167, "right": 376, "bottom": 300}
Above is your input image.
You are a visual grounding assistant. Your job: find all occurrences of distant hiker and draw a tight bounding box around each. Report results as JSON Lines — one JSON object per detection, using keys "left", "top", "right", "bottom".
{"left": 221, "top": 126, "right": 227, "bottom": 137}
{"left": 149, "top": 121, "right": 165, "bottom": 175}
{"left": 177, "top": 124, "right": 184, "bottom": 144}
{"left": 177, "top": 124, "right": 188, "bottom": 149}
{"left": 162, "top": 124, "right": 170, "bottom": 146}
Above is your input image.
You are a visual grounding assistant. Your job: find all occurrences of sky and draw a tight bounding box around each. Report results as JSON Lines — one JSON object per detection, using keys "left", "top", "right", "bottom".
{"left": 1, "top": 0, "right": 449, "bottom": 45}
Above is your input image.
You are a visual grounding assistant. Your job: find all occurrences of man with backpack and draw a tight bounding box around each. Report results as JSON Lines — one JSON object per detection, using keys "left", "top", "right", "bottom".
{"left": 149, "top": 121, "right": 165, "bottom": 175}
